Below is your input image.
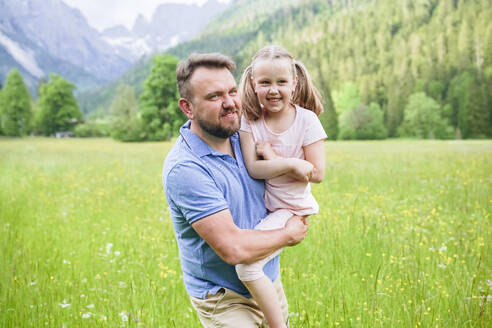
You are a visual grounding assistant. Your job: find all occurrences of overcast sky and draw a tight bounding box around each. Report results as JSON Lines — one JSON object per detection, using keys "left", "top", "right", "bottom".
{"left": 63, "top": 0, "right": 230, "bottom": 32}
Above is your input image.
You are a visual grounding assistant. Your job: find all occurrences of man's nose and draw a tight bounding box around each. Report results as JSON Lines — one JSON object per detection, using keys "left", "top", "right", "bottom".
{"left": 222, "top": 94, "right": 236, "bottom": 109}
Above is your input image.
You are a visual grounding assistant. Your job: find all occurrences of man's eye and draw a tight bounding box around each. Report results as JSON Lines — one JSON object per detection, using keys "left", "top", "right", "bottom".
{"left": 229, "top": 90, "right": 237, "bottom": 96}
{"left": 209, "top": 95, "right": 218, "bottom": 100}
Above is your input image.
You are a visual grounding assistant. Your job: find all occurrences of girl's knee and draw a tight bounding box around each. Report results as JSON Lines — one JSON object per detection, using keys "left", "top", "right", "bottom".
{"left": 236, "top": 263, "right": 265, "bottom": 282}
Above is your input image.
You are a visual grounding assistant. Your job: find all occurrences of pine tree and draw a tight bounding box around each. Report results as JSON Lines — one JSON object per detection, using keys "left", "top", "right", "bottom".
{"left": 314, "top": 57, "right": 338, "bottom": 140}
{"left": 386, "top": 85, "right": 406, "bottom": 137}
{"left": 0, "top": 69, "right": 32, "bottom": 136}
{"left": 483, "top": 25, "right": 492, "bottom": 69}
{"left": 0, "top": 83, "right": 3, "bottom": 135}
{"left": 465, "top": 78, "right": 489, "bottom": 138}
{"left": 446, "top": 71, "right": 473, "bottom": 132}
{"left": 484, "top": 25, "right": 492, "bottom": 136}
{"left": 318, "top": 84, "right": 338, "bottom": 140}
{"left": 37, "top": 74, "right": 82, "bottom": 136}
{"left": 457, "top": 20, "right": 474, "bottom": 69}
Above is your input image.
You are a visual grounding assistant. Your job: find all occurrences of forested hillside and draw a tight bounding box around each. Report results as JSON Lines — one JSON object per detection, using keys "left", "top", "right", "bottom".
{"left": 78, "top": 0, "right": 492, "bottom": 139}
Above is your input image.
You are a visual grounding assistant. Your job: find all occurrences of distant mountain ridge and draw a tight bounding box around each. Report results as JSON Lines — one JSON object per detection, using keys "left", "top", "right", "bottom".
{"left": 101, "top": 0, "right": 227, "bottom": 60}
{"left": 0, "top": 0, "right": 228, "bottom": 94}
{"left": 0, "top": 0, "right": 131, "bottom": 92}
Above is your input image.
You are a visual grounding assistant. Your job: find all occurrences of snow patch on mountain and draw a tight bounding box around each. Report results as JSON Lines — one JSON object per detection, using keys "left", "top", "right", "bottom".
{"left": 103, "top": 35, "right": 151, "bottom": 58}
{"left": 0, "top": 31, "right": 44, "bottom": 78}
{"left": 101, "top": 1, "right": 228, "bottom": 59}
{"left": 169, "top": 35, "right": 180, "bottom": 48}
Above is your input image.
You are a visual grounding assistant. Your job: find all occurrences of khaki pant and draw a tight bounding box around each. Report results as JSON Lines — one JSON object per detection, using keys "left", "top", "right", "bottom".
{"left": 190, "top": 277, "right": 289, "bottom": 327}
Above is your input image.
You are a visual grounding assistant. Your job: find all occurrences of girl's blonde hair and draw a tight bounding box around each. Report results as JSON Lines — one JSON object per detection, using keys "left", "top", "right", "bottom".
{"left": 240, "top": 45, "right": 324, "bottom": 121}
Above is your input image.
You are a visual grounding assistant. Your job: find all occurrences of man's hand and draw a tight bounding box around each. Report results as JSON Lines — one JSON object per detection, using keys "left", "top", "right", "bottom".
{"left": 255, "top": 141, "right": 277, "bottom": 160}
{"left": 284, "top": 215, "right": 309, "bottom": 246}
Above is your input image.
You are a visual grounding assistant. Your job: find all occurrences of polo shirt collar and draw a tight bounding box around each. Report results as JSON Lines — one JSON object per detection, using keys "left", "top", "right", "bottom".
{"left": 179, "top": 121, "right": 239, "bottom": 158}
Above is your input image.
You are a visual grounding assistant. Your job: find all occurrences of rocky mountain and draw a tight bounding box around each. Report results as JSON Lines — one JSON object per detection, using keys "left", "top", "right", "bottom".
{"left": 0, "top": 0, "right": 133, "bottom": 92}
{"left": 101, "top": 0, "right": 228, "bottom": 60}
{"left": 0, "top": 0, "right": 229, "bottom": 94}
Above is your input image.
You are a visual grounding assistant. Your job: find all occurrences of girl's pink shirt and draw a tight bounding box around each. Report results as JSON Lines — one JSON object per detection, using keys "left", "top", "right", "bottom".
{"left": 240, "top": 105, "right": 327, "bottom": 215}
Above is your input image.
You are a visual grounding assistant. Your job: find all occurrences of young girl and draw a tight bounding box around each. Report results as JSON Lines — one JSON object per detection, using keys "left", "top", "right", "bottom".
{"left": 236, "top": 45, "right": 326, "bottom": 328}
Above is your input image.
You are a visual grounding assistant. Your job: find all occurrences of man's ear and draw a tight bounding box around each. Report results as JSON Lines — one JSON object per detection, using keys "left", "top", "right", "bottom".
{"left": 178, "top": 98, "right": 194, "bottom": 119}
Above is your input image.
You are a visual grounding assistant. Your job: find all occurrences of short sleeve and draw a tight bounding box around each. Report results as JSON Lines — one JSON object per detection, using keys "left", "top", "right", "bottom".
{"left": 165, "top": 161, "right": 229, "bottom": 224}
{"left": 302, "top": 110, "right": 327, "bottom": 146}
{"left": 240, "top": 116, "right": 252, "bottom": 133}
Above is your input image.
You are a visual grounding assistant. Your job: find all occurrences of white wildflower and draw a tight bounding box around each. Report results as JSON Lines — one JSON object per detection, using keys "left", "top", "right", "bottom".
{"left": 106, "top": 243, "right": 113, "bottom": 254}
{"left": 119, "top": 311, "right": 128, "bottom": 322}
{"left": 81, "top": 312, "right": 92, "bottom": 319}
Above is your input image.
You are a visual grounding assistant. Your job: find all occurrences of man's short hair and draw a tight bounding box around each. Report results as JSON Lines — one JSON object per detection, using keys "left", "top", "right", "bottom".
{"left": 176, "top": 53, "right": 236, "bottom": 100}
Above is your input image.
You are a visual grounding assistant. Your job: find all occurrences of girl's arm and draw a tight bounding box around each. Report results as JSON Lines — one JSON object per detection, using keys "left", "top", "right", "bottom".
{"left": 240, "top": 131, "right": 313, "bottom": 181}
{"left": 303, "top": 139, "right": 325, "bottom": 183}
{"left": 256, "top": 138, "right": 325, "bottom": 183}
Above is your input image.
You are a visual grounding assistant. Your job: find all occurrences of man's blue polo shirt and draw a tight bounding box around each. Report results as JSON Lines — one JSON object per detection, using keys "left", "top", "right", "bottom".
{"left": 162, "top": 121, "right": 280, "bottom": 299}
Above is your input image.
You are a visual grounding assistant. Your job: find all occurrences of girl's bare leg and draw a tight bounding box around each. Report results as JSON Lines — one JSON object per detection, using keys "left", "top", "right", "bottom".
{"left": 243, "top": 276, "right": 286, "bottom": 328}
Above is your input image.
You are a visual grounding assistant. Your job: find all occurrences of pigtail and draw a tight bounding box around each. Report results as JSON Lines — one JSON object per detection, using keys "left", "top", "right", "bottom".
{"left": 292, "top": 61, "right": 324, "bottom": 116}
{"left": 239, "top": 65, "right": 263, "bottom": 121}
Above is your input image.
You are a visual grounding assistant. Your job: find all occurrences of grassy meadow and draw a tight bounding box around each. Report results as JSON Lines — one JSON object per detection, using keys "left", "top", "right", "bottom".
{"left": 0, "top": 137, "right": 491, "bottom": 327}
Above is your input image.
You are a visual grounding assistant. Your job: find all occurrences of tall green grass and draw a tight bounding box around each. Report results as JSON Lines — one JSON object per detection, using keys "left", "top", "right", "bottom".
{"left": 0, "top": 138, "right": 490, "bottom": 327}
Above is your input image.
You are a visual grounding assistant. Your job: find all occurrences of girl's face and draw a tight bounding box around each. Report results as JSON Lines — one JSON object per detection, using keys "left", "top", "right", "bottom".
{"left": 251, "top": 58, "right": 298, "bottom": 116}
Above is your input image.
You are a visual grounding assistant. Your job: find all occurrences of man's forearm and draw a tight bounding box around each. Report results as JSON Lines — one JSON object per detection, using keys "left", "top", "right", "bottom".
{"left": 192, "top": 210, "right": 307, "bottom": 266}
{"left": 227, "top": 214, "right": 308, "bottom": 265}
{"left": 229, "top": 228, "right": 293, "bottom": 264}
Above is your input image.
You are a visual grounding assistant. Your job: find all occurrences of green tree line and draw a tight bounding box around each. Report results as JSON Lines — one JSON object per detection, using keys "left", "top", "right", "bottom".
{"left": 0, "top": 54, "right": 184, "bottom": 141}
{"left": 0, "top": 69, "right": 82, "bottom": 137}
{"left": 2, "top": 0, "right": 491, "bottom": 141}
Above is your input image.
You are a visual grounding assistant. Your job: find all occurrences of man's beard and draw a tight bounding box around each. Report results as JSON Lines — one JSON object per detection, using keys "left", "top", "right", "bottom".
{"left": 196, "top": 113, "right": 240, "bottom": 139}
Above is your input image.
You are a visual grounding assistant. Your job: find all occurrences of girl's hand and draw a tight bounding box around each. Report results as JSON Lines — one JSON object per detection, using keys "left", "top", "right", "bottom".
{"left": 255, "top": 141, "right": 277, "bottom": 160}
{"left": 286, "top": 158, "right": 313, "bottom": 182}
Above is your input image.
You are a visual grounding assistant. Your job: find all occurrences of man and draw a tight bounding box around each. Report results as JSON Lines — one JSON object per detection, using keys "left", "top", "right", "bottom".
{"left": 162, "top": 53, "right": 310, "bottom": 327}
